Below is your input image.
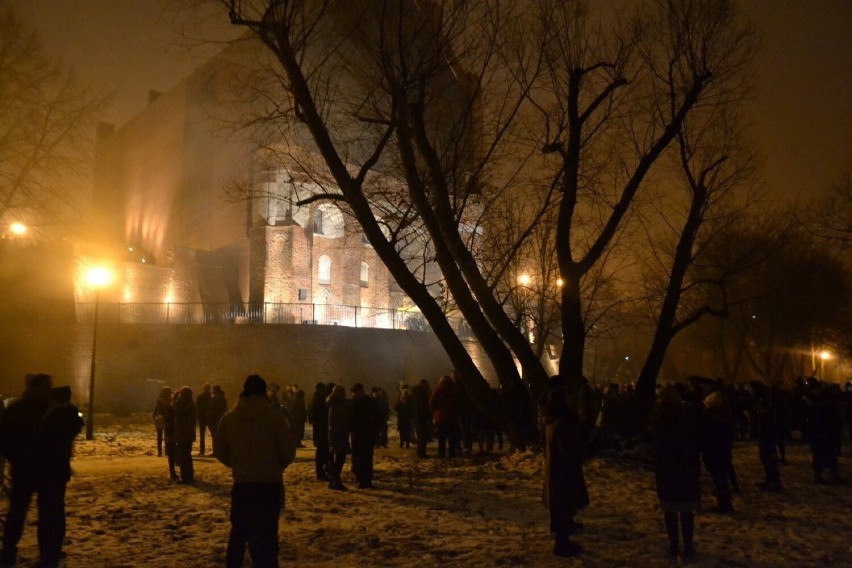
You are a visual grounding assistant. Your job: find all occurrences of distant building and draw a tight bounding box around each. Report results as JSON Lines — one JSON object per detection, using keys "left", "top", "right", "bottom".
{"left": 90, "top": 39, "right": 410, "bottom": 326}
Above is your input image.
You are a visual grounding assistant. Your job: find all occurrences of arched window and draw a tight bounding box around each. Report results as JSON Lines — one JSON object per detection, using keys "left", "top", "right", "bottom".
{"left": 360, "top": 261, "right": 369, "bottom": 287}
{"left": 318, "top": 255, "right": 332, "bottom": 285}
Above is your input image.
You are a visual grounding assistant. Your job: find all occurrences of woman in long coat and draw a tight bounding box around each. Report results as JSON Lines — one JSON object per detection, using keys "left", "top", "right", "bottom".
{"left": 543, "top": 385, "right": 589, "bottom": 558}
{"left": 653, "top": 386, "right": 700, "bottom": 558}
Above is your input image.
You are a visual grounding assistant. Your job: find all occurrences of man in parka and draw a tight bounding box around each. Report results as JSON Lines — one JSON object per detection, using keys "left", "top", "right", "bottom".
{"left": 215, "top": 374, "right": 296, "bottom": 568}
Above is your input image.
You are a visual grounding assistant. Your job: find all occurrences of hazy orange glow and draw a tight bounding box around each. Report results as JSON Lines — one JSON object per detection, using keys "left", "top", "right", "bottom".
{"left": 86, "top": 266, "right": 114, "bottom": 288}
{"left": 9, "top": 222, "right": 27, "bottom": 235}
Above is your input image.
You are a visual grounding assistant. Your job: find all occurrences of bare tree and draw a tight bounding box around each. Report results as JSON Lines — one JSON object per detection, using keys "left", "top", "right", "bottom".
{"left": 219, "top": 0, "right": 558, "bottom": 445}
{"left": 0, "top": 9, "right": 104, "bottom": 251}
{"left": 517, "top": 0, "right": 755, "bottom": 392}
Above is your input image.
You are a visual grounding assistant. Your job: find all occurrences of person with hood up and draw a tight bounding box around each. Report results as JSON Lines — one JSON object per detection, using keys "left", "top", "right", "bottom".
{"left": 215, "top": 374, "right": 296, "bottom": 568}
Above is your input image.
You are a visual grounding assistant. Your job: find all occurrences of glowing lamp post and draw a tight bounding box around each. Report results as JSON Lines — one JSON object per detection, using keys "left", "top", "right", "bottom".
{"left": 85, "top": 266, "right": 113, "bottom": 440}
{"left": 819, "top": 350, "right": 831, "bottom": 378}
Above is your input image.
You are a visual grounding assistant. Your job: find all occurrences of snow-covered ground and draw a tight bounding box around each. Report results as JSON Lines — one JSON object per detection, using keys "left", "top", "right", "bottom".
{"left": 3, "top": 415, "right": 850, "bottom": 567}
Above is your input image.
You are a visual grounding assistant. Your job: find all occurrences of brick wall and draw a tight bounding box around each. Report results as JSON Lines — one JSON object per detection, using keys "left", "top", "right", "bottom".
{"left": 0, "top": 323, "right": 496, "bottom": 414}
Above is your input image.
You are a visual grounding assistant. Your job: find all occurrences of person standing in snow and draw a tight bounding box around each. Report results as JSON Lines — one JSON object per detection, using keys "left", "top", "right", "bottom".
{"left": 542, "top": 384, "right": 589, "bottom": 558}
{"left": 351, "top": 384, "right": 382, "bottom": 489}
{"left": 0, "top": 373, "right": 60, "bottom": 568}
{"left": 196, "top": 383, "right": 212, "bottom": 455}
{"left": 394, "top": 389, "right": 413, "bottom": 449}
{"left": 206, "top": 385, "right": 228, "bottom": 443}
{"left": 653, "top": 386, "right": 700, "bottom": 559}
{"left": 215, "top": 374, "right": 296, "bottom": 568}
{"left": 308, "top": 382, "right": 330, "bottom": 481}
{"left": 41, "top": 386, "right": 84, "bottom": 565}
{"left": 700, "top": 391, "right": 736, "bottom": 512}
{"left": 430, "top": 375, "right": 460, "bottom": 459}
{"left": 153, "top": 386, "right": 172, "bottom": 457}
{"left": 411, "top": 379, "right": 432, "bottom": 458}
{"left": 288, "top": 387, "right": 307, "bottom": 448}
{"left": 326, "top": 385, "right": 351, "bottom": 491}
{"left": 173, "top": 386, "right": 197, "bottom": 484}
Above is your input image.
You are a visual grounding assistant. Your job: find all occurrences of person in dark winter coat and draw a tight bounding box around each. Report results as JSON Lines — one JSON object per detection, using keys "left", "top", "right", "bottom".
{"left": 289, "top": 389, "right": 307, "bottom": 448}
{"left": 0, "top": 373, "right": 61, "bottom": 568}
{"left": 411, "top": 380, "right": 431, "bottom": 457}
{"left": 430, "top": 375, "right": 460, "bottom": 459}
{"left": 153, "top": 386, "right": 172, "bottom": 457}
{"left": 163, "top": 390, "right": 179, "bottom": 482}
{"left": 351, "top": 384, "right": 382, "bottom": 489}
{"left": 809, "top": 384, "right": 842, "bottom": 484}
{"left": 752, "top": 383, "right": 782, "bottom": 492}
{"left": 542, "top": 385, "right": 589, "bottom": 558}
{"left": 40, "top": 386, "right": 84, "bottom": 564}
{"left": 206, "top": 385, "right": 228, "bottom": 440}
{"left": 173, "top": 386, "right": 197, "bottom": 484}
{"left": 308, "top": 383, "right": 330, "bottom": 481}
{"left": 196, "top": 383, "right": 212, "bottom": 455}
{"left": 653, "top": 386, "right": 700, "bottom": 559}
{"left": 700, "top": 392, "right": 736, "bottom": 512}
{"left": 394, "top": 390, "right": 413, "bottom": 448}
{"left": 371, "top": 388, "right": 390, "bottom": 449}
{"left": 326, "top": 385, "right": 351, "bottom": 491}
{"left": 214, "top": 374, "right": 296, "bottom": 568}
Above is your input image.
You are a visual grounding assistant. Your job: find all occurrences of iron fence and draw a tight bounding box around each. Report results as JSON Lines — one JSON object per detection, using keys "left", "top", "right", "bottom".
{"left": 74, "top": 302, "right": 471, "bottom": 337}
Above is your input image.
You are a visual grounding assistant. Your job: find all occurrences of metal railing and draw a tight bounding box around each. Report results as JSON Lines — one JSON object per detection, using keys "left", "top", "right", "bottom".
{"left": 74, "top": 302, "right": 472, "bottom": 337}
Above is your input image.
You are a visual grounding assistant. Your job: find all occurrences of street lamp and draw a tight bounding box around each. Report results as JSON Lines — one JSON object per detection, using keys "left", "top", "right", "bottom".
{"left": 819, "top": 350, "right": 831, "bottom": 378}
{"left": 518, "top": 273, "right": 531, "bottom": 286}
{"left": 9, "top": 222, "right": 27, "bottom": 236}
{"left": 85, "top": 266, "right": 113, "bottom": 440}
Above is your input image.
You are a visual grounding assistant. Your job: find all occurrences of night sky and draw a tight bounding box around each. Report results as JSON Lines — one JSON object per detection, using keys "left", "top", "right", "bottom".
{"left": 8, "top": 0, "right": 852, "bottom": 201}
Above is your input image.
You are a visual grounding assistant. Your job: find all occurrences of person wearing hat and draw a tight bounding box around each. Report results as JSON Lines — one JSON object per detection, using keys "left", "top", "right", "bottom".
{"left": 214, "top": 375, "right": 296, "bottom": 568}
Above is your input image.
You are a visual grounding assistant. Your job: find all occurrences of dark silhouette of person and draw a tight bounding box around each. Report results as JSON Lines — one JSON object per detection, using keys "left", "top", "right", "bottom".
{"left": 700, "top": 391, "right": 735, "bottom": 512}
{"left": 394, "top": 390, "right": 413, "bottom": 449}
{"left": 326, "top": 385, "right": 351, "bottom": 491}
{"left": 308, "top": 382, "right": 330, "bottom": 481}
{"left": 542, "top": 384, "right": 589, "bottom": 558}
{"left": 153, "top": 386, "right": 172, "bottom": 457}
{"left": 288, "top": 388, "right": 307, "bottom": 448}
{"left": 653, "top": 386, "right": 700, "bottom": 559}
{"left": 215, "top": 374, "right": 296, "bottom": 568}
{"left": 163, "top": 389, "right": 179, "bottom": 482}
{"left": 41, "top": 386, "right": 83, "bottom": 564}
{"left": 195, "top": 383, "right": 212, "bottom": 455}
{"left": 430, "top": 375, "right": 460, "bottom": 459}
{"left": 351, "top": 383, "right": 382, "bottom": 489}
{"left": 753, "top": 383, "right": 782, "bottom": 492}
{"left": 411, "top": 379, "right": 432, "bottom": 458}
{"left": 206, "top": 385, "right": 228, "bottom": 443}
{"left": 0, "top": 373, "right": 64, "bottom": 568}
{"left": 173, "top": 386, "right": 197, "bottom": 484}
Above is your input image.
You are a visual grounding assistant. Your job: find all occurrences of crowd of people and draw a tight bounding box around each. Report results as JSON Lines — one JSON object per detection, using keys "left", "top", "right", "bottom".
{"left": 540, "top": 374, "right": 852, "bottom": 559}
{"left": 0, "top": 369, "right": 849, "bottom": 567}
